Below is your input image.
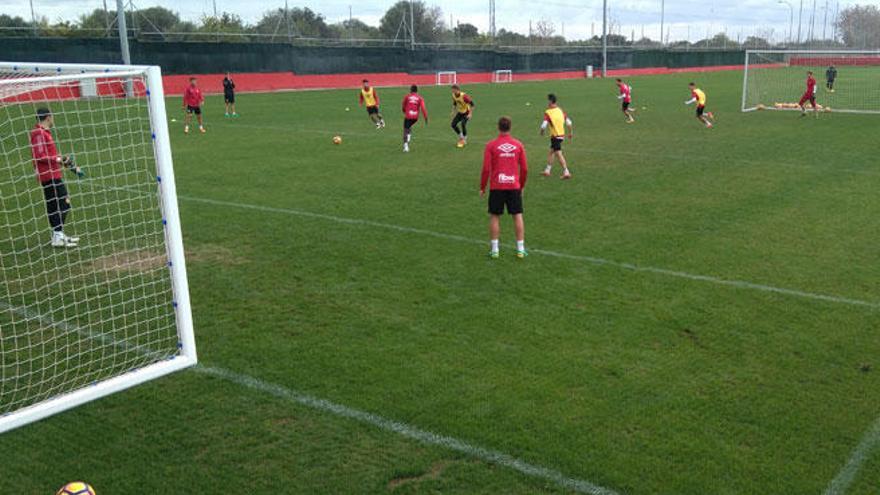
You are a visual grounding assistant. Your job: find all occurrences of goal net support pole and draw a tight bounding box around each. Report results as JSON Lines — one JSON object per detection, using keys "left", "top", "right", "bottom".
{"left": 0, "top": 62, "right": 196, "bottom": 434}
{"left": 742, "top": 50, "right": 880, "bottom": 114}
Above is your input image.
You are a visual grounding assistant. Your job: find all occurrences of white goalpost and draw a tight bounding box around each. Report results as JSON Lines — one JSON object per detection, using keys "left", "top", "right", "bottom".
{"left": 493, "top": 69, "right": 513, "bottom": 83}
{"left": 742, "top": 50, "right": 880, "bottom": 114}
{"left": 436, "top": 71, "right": 457, "bottom": 86}
{"left": 0, "top": 61, "right": 196, "bottom": 433}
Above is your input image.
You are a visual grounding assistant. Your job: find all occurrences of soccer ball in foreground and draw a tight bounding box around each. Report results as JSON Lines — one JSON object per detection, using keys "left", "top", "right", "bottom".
{"left": 332, "top": 135, "right": 342, "bottom": 145}
{"left": 57, "top": 482, "right": 96, "bottom": 495}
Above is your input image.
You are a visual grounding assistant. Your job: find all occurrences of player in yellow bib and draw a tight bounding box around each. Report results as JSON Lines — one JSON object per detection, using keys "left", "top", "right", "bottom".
{"left": 540, "top": 93, "right": 573, "bottom": 179}
{"left": 450, "top": 85, "right": 474, "bottom": 147}
{"left": 684, "top": 82, "right": 714, "bottom": 128}
{"left": 358, "top": 79, "right": 385, "bottom": 129}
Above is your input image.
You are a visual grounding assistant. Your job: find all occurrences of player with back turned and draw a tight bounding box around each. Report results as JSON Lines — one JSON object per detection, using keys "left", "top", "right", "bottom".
{"left": 401, "top": 85, "right": 428, "bottom": 153}
{"left": 481, "top": 116, "right": 528, "bottom": 259}
{"left": 30, "top": 108, "right": 85, "bottom": 248}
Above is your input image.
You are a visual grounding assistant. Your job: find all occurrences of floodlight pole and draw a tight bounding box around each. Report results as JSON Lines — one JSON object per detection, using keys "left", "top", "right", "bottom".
{"left": 410, "top": 0, "right": 415, "bottom": 50}
{"left": 601, "top": 0, "right": 607, "bottom": 77}
{"left": 779, "top": 0, "right": 793, "bottom": 45}
{"left": 29, "top": 0, "right": 38, "bottom": 36}
{"left": 660, "top": 0, "right": 665, "bottom": 46}
{"left": 796, "top": 0, "right": 803, "bottom": 43}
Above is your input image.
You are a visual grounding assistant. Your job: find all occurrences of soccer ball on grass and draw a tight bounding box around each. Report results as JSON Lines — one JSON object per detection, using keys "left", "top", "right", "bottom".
{"left": 57, "top": 482, "right": 96, "bottom": 495}
{"left": 332, "top": 135, "right": 343, "bottom": 145}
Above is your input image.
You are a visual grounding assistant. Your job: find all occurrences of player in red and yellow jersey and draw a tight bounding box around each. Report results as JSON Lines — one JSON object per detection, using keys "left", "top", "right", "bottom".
{"left": 481, "top": 116, "right": 528, "bottom": 259}
{"left": 450, "top": 84, "right": 474, "bottom": 148}
{"left": 616, "top": 79, "right": 635, "bottom": 123}
{"left": 685, "top": 82, "right": 714, "bottom": 128}
{"left": 540, "top": 93, "right": 572, "bottom": 179}
{"left": 182, "top": 77, "right": 205, "bottom": 134}
{"left": 358, "top": 79, "right": 385, "bottom": 129}
{"left": 799, "top": 71, "right": 819, "bottom": 117}
{"left": 401, "top": 85, "right": 428, "bottom": 153}
{"left": 30, "top": 108, "right": 84, "bottom": 248}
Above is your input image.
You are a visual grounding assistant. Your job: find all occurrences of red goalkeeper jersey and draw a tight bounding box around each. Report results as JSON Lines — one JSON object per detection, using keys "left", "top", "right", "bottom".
{"left": 30, "top": 125, "right": 62, "bottom": 183}
{"left": 805, "top": 75, "right": 817, "bottom": 95}
{"left": 402, "top": 93, "right": 427, "bottom": 121}
{"left": 481, "top": 133, "right": 528, "bottom": 192}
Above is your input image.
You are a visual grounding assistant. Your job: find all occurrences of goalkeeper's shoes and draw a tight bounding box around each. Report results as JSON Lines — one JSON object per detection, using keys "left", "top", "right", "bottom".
{"left": 488, "top": 250, "right": 500, "bottom": 260}
{"left": 403, "top": 143, "right": 410, "bottom": 153}
{"left": 233, "top": 113, "right": 240, "bottom": 117}
{"left": 199, "top": 126, "right": 206, "bottom": 134}
{"left": 515, "top": 249, "right": 528, "bottom": 259}
{"left": 51, "top": 232, "right": 78, "bottom": 248}
{"left": 184, "top": 125, "right": 190, "bottom": 134}
{"left": 224, "top": 113, "right": 230, "bottom": 118}
{"left": 561, "top": 170, "right": 572, "bottom": 180}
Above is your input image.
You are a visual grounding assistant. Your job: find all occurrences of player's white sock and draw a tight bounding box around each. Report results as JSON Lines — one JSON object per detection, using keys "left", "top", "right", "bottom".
{"left": 490, "top": 239, "right": 499, "bottom": 253}
{"left": 545, "top": 165, "right": 552, "bottom": 173}
{"left": 516, "top": 240, "right": 524, "bottom": 251}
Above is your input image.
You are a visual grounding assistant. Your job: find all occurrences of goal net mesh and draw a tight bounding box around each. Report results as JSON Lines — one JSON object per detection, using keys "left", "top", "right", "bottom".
{"left": 743, "top": 51, "right": 880, "bottom": 113}
{"left": 0, "top": 66, "right": 182, "bottom": 419}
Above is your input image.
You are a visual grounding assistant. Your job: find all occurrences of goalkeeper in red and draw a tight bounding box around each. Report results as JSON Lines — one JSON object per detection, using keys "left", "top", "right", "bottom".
{"left": 30, "top": 108, "right": 84, "bottom": 248}
{"left": 481, "top": 116, "right": 528, "bottom": 259}
{"left": 799, "top": 71, "right": 819, "bottom": 117}
{"left": 401, "top": 85, "right": 428, "bottom": 153}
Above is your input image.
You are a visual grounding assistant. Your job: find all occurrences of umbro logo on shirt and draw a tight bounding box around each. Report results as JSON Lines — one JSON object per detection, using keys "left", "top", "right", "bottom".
{"left": 497, "top": 143, "right": 518, "bottom": 153}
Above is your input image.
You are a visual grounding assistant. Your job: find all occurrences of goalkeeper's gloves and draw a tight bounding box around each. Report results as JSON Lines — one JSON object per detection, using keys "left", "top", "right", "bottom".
{"left": 62, "top": 156, "right": 85, "bottom": 178}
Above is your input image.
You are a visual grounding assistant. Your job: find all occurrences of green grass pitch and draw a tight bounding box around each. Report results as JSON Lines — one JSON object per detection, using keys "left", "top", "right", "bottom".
{"left": 4, "top": 70, "right": 880, "bottom": 494}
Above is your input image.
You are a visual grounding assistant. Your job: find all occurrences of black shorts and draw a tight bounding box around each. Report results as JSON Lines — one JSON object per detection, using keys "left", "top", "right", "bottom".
{"left": 367, "top": 106, "right": 379, "bottom": 115}
{"left": 224, "top": 93, "right": 235, "bottom": 104}
{"left": 451, "top": 112, "right": 470, "bottom": 125}
{"left": 696, "top": 105, "right": 705, "bottom": 117}
{"left": 404, "top": 118, "right": 418, "bottom": 130}
{"left": 488, "top": 189, "right": 523, "bottom": 215}
{"left": 42, "top": 179, "right": 68, "bottom": 203}
{"left": 622, "top": 101, "right": 630, "bottom": 111}
{"left": 550, "top": 137, "right": 564, "bottom": 151}
{"left": 186, "top": 105, "right": 202, "bottom": 115}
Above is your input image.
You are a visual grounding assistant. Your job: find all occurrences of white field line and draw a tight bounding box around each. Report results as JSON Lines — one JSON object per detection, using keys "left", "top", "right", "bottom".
{"left": 180, "top": 194, "right": 880, "bottom": 310}
{"left": 823, "top": 415, "right": 880, "bottom": 495}
{"left": 1, "top": 299, "right": 618, "bottom": 494}
{"left": 195, "top": 365, "right": 619, "bottom": 495}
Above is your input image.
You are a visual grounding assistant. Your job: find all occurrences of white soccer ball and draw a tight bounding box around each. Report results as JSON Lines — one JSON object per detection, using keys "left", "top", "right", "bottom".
{"left": 345, "top": 107, "right": 350, "bottom": 112}
{"left": 170, "top": 118, "right": 177, "bottom": 122}
{"left": 525, "top": 102, "right": 531, "bottom": 106}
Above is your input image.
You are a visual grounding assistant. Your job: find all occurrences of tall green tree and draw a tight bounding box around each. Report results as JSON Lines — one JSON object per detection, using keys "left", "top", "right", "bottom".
{"left": 253, "top": 7, "right": 332, "bottom": 39}
{"left": 835, "top": 5, "right": 880, "bottom": 48}
{"left": 379, "top": 1, "right": 446, "bottom": 43}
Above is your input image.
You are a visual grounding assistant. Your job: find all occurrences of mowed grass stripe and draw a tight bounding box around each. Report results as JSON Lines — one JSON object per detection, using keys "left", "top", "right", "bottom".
{"left": 179, "top": 194, "right": 880, "bottom": 310}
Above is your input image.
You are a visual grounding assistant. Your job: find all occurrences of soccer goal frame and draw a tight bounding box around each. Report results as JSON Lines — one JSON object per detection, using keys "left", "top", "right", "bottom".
{"left": 436, "top": 71, "right": 457, "bottom": 86}
{"left": 742, "top": 49, "right": 880, "bottom": 114}
{"left": 493, "top": 69, "right": 513, "bottom": 83}
{"left": 0, "top": 61, "right": 196, "bottom": 434}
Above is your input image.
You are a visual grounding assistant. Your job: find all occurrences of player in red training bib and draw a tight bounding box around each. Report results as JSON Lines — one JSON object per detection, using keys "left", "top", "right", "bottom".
{"left": 799, "top": 71, "right": 819, "bottom": 117}
{"left": 182, "top": 77, "right": 205, "bottom": 134}
{"left": 616, "top": 79, "right": 635, "bottom": 123}
{"left": 481, "top": 116, "right": 528, "bottom": 259}
{"left": 401, "top": 85, "right": 428, "bottom": 153}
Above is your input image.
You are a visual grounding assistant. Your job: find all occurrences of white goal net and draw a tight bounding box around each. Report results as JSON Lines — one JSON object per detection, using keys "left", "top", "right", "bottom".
{"left": 493, "top": 69, "right": 513, "bottom": 83}
{"left": 742, "top": 50, "right": 880, "bottom": 114}
{"left": 0, "top": 62, "right": 196, "bottom": 433}
{"left": 436, "top": 71, "right": 457, "bottom": 86}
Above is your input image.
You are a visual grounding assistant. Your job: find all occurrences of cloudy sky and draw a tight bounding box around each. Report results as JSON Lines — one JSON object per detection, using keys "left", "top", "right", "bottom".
{"left": 1, "top": 0, "right": 860, "bottom": 42}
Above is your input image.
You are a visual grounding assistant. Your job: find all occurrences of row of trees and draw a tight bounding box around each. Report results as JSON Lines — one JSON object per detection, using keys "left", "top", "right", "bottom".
{"left": 1, "top": 2, "right": 878, "bottom": 48}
